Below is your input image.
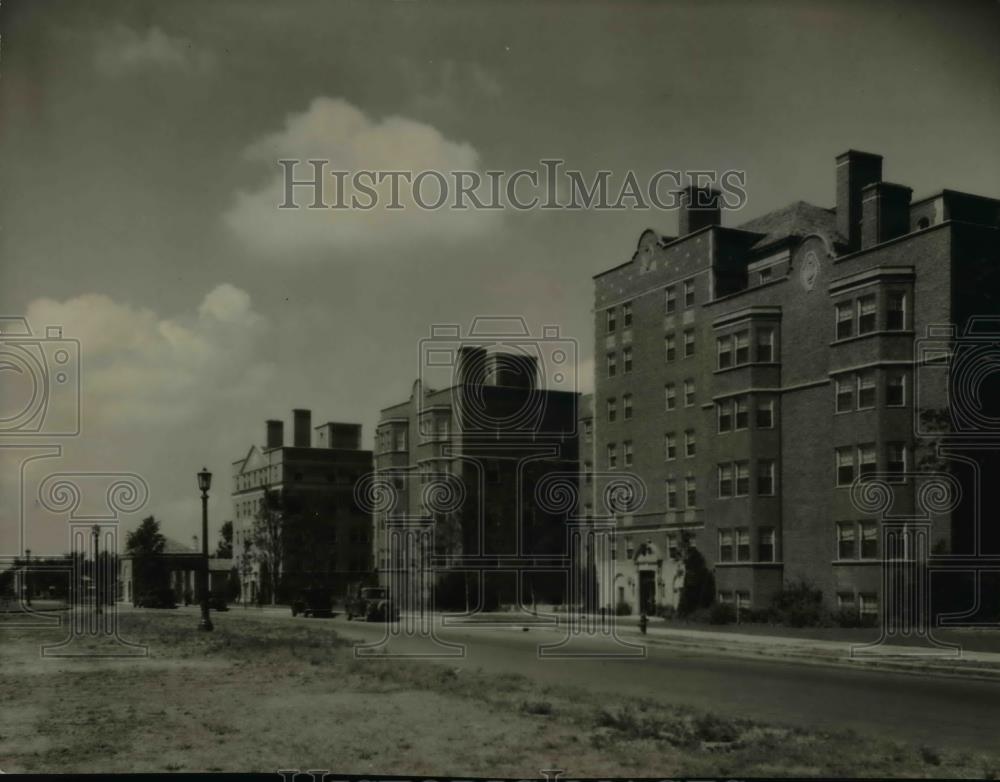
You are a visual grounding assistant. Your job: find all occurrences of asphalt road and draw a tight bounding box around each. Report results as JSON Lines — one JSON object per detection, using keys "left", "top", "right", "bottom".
{"left": 289, "top": 610, "right": 1000, "bottom": 755}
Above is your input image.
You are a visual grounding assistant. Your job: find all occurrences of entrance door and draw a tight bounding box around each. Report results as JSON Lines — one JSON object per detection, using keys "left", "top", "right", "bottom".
{"left": 638, "top": 570, "right": 656, "bottom": 614}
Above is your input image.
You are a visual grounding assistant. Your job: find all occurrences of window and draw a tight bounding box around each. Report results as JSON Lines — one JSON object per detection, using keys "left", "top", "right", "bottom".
{"left": 606, "top": 308, "right": 616, "bottom": 333}
{"left": 887, "top": 292, "right": 906, "bottom": 331}
{"left": 735, "top": 461, "right": 750, "bottom": 496}
{"left": 758, "top": 267, "right": 772, "bottom": 285}
{"left": 836, "top": 376, "right": 854, "bottom": 412}
{"left": 858, "top": 295, "right": 877, "bottom": 334}
{"left": 623, "top": 347, "right": 633, "bottom": 374}
{"left": 887, "top": 442, "right": 906, "bottom": 478}
{"left": 736, "top": 591, "right": 751, "bottom": 612}
{"left": 736, "top": 528, "right": 751, "bottom": 561}
{"left": 665, "top": 334, "right": 676, "bottom": 362}
{"left": 719, "top": 529, "right": 734, "bottom": 562}
{"left": 625, "top": 536, "right": 635, "bottom": 559}
{"left": 664, "top": 432, "right": 676, "bottom": 460}
{"left": 858, "top": 443, "right": 877, "bottom": 478}
{"left": 684, "top": 379, "right": 696, "bottom": 407}
{"left": 718, "top": 590, "right": 734, "bottom": 605}
{"left": 584, "top": 420, "right": 593, "bottom": 442}
{"left": 857, "top": 372, "right": 876, "bottom": 409}
{"left": 757, "top": 459, "right": 775, "bottom": 495}
{"left": 623, "top": 301, "right": 633, "bottom": 328}
{"left": 685, "top": 430, "right": 696, "bottom": 457}
{"left": 667, "top": 534, "right": 680, "bottom": 560}
{"left": 718, "top": 399, "right": 733, "bottom": 432}
{"left": 665, "top": 286, "right": 677, "bottom": 313}
{"left": 886, "top": 372, "right": 906, "bottom": 407}
{"left": 717, "top": 337, "right": 733, "bottom": 369}
{"left": 837, "top": 592, "right": 856, "bottom": 612}
{"left": 685, "top": 477, "right": 697, "bottom": 508}
{"left": 734, "top": 331, "right": 750, "bottom": 364}
{"left": 735, "top": 396, "right": 749, "bottom": 430}
{"left": 756, "top": 328, "right": 774, "bottom": 363}
{"left": 718, "top": 464, "right": 734, "bottom": 498}
{"left": 606, "top": 397, "right": 617, "bottom": 422}
{"left": 758, "top": 527, "right": 776, "bottom": 562}
{"left": 684, "top": 279, "right": 696, "bottom": 307}
{"left": 859, "top": 593, "right": 879, "bottom": 618}
{"left": 861, "top": 522, "right": 879, "bottom": 559}
{"left": 623, "top": 440, "right": 633, "bottom": 467}
{"left": 836, "top": 447, "right": 855, "bottom": 486}
{"left": 607, "top": 352, "right": 617, "bottom": 377}
{"left": 666, "top": 479, "right": 678, "bottom": 510}
{"left": 607, "top": 443, "right": 617, "bottom": 469}
{"left": 684, "top": 329, "right": 695, "bottom": 357}
{"left": 756, "top": 398, "right": 774, "bottom": 429}
{"left": 623, "top": 394, "right": 633, "bottom": 420}
{"left": 836, "top": 301, "right": 854, "bottom": 340}
{"left": 837, "top": 521, "right": 857, "bottom": 559}
{"left": 665, "top": 383, "right": 676, "bottom": 410}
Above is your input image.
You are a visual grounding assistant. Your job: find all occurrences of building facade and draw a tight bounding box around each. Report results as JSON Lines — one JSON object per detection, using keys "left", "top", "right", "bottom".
{"left": 594, "top": 151, "right": 1000, "bottom": 616}
{"left": 231, "top": 409, "right": 374, "bottom": 602}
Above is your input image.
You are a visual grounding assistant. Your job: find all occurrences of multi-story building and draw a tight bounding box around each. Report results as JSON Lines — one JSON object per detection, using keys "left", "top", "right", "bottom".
{"left": 374, "top": 349, "right": 580, "bottom": 610}
{"left": 231, "top": 409, "right": 374, "bottom": 602}
{"left": 593, "top": 150, "right": 1000, "bottom": 616}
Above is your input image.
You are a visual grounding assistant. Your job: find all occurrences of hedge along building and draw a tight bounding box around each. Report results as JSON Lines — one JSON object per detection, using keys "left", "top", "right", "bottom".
{"left": 593, "top": 151, "right": 1000, "bottom": 617}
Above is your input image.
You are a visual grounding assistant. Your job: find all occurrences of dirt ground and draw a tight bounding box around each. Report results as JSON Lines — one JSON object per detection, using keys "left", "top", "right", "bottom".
{"left": 1, "top": 609, "right": 998, "bottom": 777}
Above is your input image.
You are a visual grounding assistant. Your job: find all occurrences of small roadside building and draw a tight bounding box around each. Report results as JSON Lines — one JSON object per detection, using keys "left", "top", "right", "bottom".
{"left": 119, "top": 536, "right": 233, "bottom": 604}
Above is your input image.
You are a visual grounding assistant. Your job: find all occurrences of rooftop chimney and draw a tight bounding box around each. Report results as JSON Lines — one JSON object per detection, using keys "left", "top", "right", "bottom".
{"left": 293, "top": 408, "right": 311, "bottom": 448}
{"left": 678, "top": 185, "right": 721, "bottom": 236}
{"left": 266, "top": 419, "right": 284, "bottom": 449}
{"left": 314, "top": 422, "right": 362, "bottom": 450}
{"left": 861, "top": 181, "right": 913, "bottom": 249}
{"left": 491, "top": 352, "right": 537, "bottom": 390}
{"left": 456, "top": 345, "right": 488, "bottom": 387}
{"left": 836, "top": 150, "right": 883, "bottom": 252}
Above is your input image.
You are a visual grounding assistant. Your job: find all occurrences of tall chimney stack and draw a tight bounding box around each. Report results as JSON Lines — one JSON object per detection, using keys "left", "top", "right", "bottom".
{"left": 836, "top": 150, "right": 883, "bottom": 252}
{"left": 861, "top": 182, "right": 913, "bottom": 249}
{"left": 266, "top": 419, "right": 284, "bottom": 449}
{"left": 677, "top": 185, "right": 721, "bottom": 236}
{"left": 293, "top": 409, "right": 311, "bottom": 448}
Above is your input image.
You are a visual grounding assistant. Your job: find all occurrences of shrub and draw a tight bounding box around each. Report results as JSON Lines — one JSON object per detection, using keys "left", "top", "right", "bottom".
{"left": 655, "top": 603, "right": 677, "bottom": 620}
{"left": 677, "top": 541, "right": 715, "bottom": 617}
{"left": 615, "top": 600, "right": 632, "bottom": 616}
{"left": 708, "top": 603, "right": 736, "bottom": 625}
{"left": 770, "top": 581, "right": 827, "bottom": 627}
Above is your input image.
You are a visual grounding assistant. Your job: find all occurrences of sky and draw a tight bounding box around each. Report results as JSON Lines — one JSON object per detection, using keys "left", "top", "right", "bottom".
{"left": 1, "top": 0, "right": 998, "bottom": 556}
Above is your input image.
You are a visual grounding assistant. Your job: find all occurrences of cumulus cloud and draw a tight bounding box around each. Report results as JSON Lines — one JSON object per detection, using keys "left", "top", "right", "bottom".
{"left": 223, "top": 97, "right": 502, "bottom": 257}
{"left": 94, "top": 25, "right": 214, "bottom": 75}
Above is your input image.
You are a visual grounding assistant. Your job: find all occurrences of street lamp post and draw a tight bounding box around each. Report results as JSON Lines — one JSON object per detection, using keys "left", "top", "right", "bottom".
{"left": 24, "top": 549, "right": 31, "bottom": 607}
{"left": 197, "top": 467, "right": 214, "bottom": 632}
{"left": 91, "top": 526, "right": 102, "bottom": 615}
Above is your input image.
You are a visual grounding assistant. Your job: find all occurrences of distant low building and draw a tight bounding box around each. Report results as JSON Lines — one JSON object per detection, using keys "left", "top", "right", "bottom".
{"left": 118, "top": 536, "right": 232, "bottom": 604}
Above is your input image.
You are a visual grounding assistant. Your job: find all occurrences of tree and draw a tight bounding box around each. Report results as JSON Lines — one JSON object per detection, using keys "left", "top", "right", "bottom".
{"left": 126, "top": 516, "right": 167, "bottom": 601}
{"left": 251, "top": 490, "right": 284, "bottom": 605}
{"left": 676, "top": 531, "right": 714, "bottom": 617}
{"left": 216, "top": 520, "right": 234, "bottom": 558}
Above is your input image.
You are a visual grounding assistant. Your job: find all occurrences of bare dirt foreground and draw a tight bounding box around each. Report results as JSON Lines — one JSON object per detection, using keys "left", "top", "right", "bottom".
{"left": 1, "top": 610, "right": 998, "bottom": 777}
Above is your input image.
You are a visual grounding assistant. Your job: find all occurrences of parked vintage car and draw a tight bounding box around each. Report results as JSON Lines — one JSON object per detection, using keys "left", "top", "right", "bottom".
{"left": 345, "top": 585, "right": 399, "bottom": 622}
{"left": 208, "top": 592, "right": 230, "bottom": 612}
{"left": 136, "top": 587, "right": 177, "bottom": 609}
{"left": 291, "top": 587, "right": 334, "bottom": 618}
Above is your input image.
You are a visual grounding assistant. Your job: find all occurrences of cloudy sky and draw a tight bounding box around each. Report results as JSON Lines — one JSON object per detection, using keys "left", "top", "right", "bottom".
{"left": 1, "top": 0, "right": 998, "bottom": 555}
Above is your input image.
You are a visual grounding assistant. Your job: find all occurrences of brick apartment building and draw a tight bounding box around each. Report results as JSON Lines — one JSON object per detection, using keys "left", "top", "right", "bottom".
{"left": 593, "top": 150, "right": 1000, "bottom": 617}
{"left": 374, "top": 347, "right": 580, "bottom": 609}
{"left": 231, "top": 409, "right": 374, "bottom": 602}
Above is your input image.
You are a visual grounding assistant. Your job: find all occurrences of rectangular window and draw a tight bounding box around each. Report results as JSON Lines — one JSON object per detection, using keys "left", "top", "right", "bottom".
{"left": 887, "top": 442, "right": 906, "bottom": 478}
{"left": 623, "top": 440, "right": 633, "bottom": 467}
{"left": 758, "top": 267, "right": 772, "bottom": 285}
{"left": 718, "top": 399, "right": 733, "bottom": 432}
{"left": 623, "top": 301, "right": 633, "bottom": 328}
{"left": 623, "top": 394, "right": 633, "bottom": 420}
{"left": 758, "top": 527, "right": 776, "bottom": 562}
{"left": 685, "top": 477, "right": 697, "bottom": 508}
{"left": 756, "top": 327, "right": 774, "bottom": 363}
{"left": 836, "top": 447, "right": 855, "bottom": 486}
{"left": 734, "top": 331, "right": 750, "bottom": 364}
{"left": 887, "top": 292, "right": 906, "bottom": 331}
{"left": 666, "top": 479, "right": 678, "bottom": 510}
{"left": 606, "top": 397, "right": 617, "bottom": 423}
{"left": 736, "top": 528, "right": 751, "bottom": 561}
{"left": 665, "top": 334, "right": 676, "bottom": 362}
{"left": 858, "top": 443, "right": 877, "bottom": 478}
{"left": 735, "top": 461, "right": 750, "bottom": 496}
{"left": 836, "top": 376, "right": 854, "bottom": 412}
{"left": 684, "top": 279, "right": 696, "bottom": 307}
{"left": 623, "top": 347, "right": 632, "bottom": 374}
{"left": 836, "top": 301, "right": 854, "bottom": 340}
{"left": 717, "top": 336, "right": 732, "bottom": 369}
{"left": 859, "top": 593, "right": 879, "bottom": 617}
{"left": 861, "top": 522, "right": 879, "bottom": 559}
{"left": 684, "top": 329, "right": 695, "bottom": 357}
{"left": 857, "top": 372, "right": 876, "bottom": 409}
{"left": 625, "top": 536, "right": 635, "bottom": 559}
{"left": 606, "top": 308, "right": 617, "bottom": 333}
{"left": 858, "top": 295, "right": 877, "bottom": 335}
{"left": 667, "top": 534, "right": 680, "bottom": 560}
{"left": 665, "top": 383, "right": 676, "bottom": 410}
{"left": 685, "top": 429, "right": 696, "bottom": 457}
{"left": 664, "top": 432, "right": 676, "bottom": 460}
{"left": 718, "top": 529, "right": 734, "bottom": 562}
{"left": 837, "top": 521, "right": 857, "bottom": 559}
{"left": 665, "top": 286, "right": 677, "bottom": 314}
{"left": 735, "top": 396, "right": 749, "bottom": 430}
{"left": 757, "top": 459, "right": 775, "bottom": 495}
{"left": 718, "top": 590, "right": 734, "bottom": 605}
{"left": 584, "top": 420, "right": 593, "bottom": 442}
{"left": 718, "top": 463, "right": 734, "bottom": 498}
{"left": 887, "top": 372, "right": 906, "bottom": 407}
{"left": 607, "top": 352, "right": 617, "bottom": 378}
{"left": 736, "top": 591, "right": 751, "bottom": 611}
{"left": 607, "top": 443, "right": 617, "bottom": 469}
{"left": 684, "top": 379, "right": 696, "bottom": 407}
{"left": 756, "top": 398, "right": 774, "bottom": 429}
{"left": 837, "top": 592, "right": 856, "bottom": 612}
